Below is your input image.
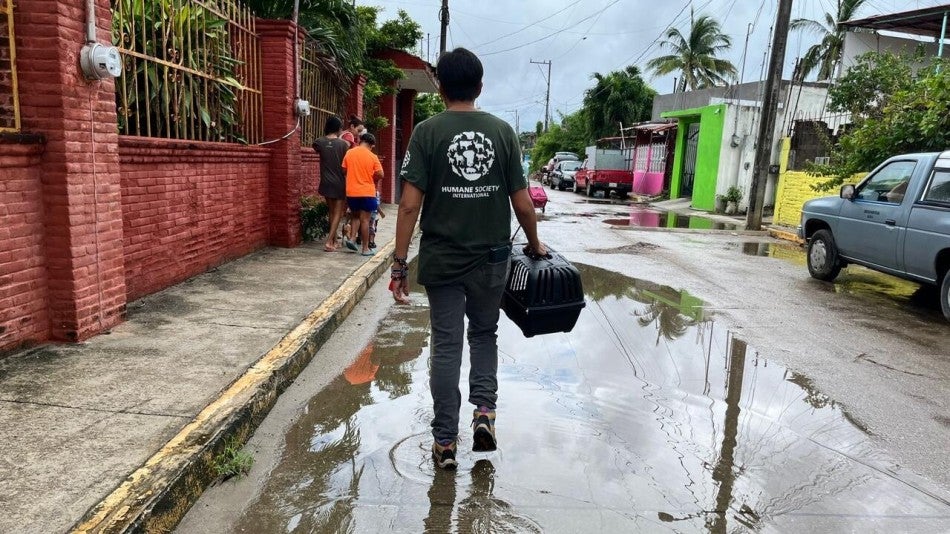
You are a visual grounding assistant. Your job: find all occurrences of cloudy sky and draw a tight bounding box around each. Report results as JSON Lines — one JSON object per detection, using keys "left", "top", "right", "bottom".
{"left": 358, "top": 0, "right": 945, "bottom": 133}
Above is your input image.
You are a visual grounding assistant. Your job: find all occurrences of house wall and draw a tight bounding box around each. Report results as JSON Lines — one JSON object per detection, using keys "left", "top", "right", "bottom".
{"left": 840, "top": 31, "right": 939, "bottom": 74}
{"left": 773, "top": 138, "right": 865, "bottom": 227}
{"left": 666, "top": 104, "right": 726, "bottom": 211}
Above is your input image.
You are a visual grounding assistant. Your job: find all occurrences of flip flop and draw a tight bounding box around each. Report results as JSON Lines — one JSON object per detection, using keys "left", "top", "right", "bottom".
{"left": 323, "top": 244, "right": 336, "bottom": 252}
{"left": 360, "top": 250, "right": 375, "bottom": 256}
{"left": 344, "top": 239, "right": 358, "bottom": 252}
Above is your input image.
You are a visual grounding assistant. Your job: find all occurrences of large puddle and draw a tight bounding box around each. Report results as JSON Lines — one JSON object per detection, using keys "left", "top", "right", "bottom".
{"left": 605, "top": 208, "right": 739, "bottom": 231}
{"left": 232, "top": 265, "right": 950, "bottom": 533}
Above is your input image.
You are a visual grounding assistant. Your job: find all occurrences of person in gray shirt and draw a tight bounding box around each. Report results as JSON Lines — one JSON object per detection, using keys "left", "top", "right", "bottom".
{"left": 313, "top": 116, "right": 349, "bottom": 252}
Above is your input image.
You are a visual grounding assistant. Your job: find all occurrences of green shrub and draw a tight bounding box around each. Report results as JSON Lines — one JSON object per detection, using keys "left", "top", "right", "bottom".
{"left": 301, "top": 195, "right": 330, "bottom": 242}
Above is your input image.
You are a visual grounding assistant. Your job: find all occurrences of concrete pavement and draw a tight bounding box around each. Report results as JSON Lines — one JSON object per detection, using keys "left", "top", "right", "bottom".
{"left": 0, "top": 208, "right": 397, "bottom": 533}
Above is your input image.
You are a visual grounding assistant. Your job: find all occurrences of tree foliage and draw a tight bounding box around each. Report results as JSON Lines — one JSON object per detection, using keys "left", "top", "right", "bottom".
{"left": 790, "top": 0, "right": 868, "bottom": 82}
{"left": 529, "top": 110, "right": 589, "bottom": 173}
{"left": 583, "top": 65, "right": 656, "bottom": 139}
{"left": 813, "top": 52, "right": 950, "bottom": 191}
{"left": 646, "top": 10, "right": 737, "bottom": 91}
{"left": 242, "top": 1, "right": 422, "bottom": 130}
{"left": 413, "top": 93, "right": 445, "bottom": 125}
{"left": 528, "top": 65, "right": 654, "bottom": 171}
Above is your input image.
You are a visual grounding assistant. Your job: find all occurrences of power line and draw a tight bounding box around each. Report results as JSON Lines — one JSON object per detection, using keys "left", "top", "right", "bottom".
{"left": 480, "top": 0, "right": 622, "bottom": 57}
{"left": 474, "top": 0, "right": 585, "bottom": 49}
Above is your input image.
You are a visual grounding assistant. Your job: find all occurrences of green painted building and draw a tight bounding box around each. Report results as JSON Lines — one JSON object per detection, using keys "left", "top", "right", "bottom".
{"left": 661, "top": 104, "right": 726, "bottom": 212}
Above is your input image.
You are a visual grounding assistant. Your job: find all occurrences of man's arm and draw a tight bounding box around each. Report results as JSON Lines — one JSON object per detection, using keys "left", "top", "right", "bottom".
{"left": 390, "top": 181, "right": 424, "bottom": 303}
{"left": 510, "top": 188, "right": 547, "bottom": 256}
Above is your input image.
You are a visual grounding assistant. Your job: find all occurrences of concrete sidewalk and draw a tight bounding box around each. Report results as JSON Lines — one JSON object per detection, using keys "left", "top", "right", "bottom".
{"left": 0, "top": 209, "right": 398, "bottom": 533}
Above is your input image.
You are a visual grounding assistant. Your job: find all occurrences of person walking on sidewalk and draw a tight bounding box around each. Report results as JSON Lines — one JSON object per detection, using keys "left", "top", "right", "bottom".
{"left": 390, "top": 47, "right": 546, "bottom": 469}
{"left": 313, "top": 116, "right": 349, "bottom": 252}
{"left": 342, "top": 132, "right": 384, "bottom": 256}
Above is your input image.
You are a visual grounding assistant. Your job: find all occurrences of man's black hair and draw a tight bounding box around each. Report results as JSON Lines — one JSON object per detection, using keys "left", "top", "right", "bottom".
{"left": 348, "top": 115, "right": 364, "bottom": 127}
{"left": 360, "top": 132, "right": 376, "bottom": 146}
{"left": 324, "top": 116, "right": 343, "bottom": 135}
{"left": 436, "top": 47, "right": 483, "bottom": 102}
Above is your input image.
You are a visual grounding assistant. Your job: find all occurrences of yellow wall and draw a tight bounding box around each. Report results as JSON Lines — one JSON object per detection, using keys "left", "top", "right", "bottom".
{"left": 772, "top": 138, "right": 864, "bottom": 227}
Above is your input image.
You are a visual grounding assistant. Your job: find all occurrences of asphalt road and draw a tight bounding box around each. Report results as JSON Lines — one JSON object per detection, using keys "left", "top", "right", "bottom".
{"left": 177, "top": 185, "right": 950, "bottom": 533}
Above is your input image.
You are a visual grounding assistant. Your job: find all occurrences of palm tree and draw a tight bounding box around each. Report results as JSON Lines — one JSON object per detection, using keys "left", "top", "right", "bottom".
{"left": 583, "top": 66, "right": 656, "bottom": 139}
{"left": 791, "top": 0, "right": 868, "bottom": 81}
{"left": 646, "top": 10, "right": 737, "bottom": 92}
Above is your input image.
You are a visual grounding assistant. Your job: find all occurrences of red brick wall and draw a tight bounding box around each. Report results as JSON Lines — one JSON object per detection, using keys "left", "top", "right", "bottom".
{"left": 0, "top": 140, "right": 48, "bottom": 351}
{"left": 119, "top": 137, "right": 271, "bottom": 300}
{"left": 302, "top": 146, "right": 321, "bottom": 196}
{"left": 15, "top": 0, "right": 127, "bottom": 343}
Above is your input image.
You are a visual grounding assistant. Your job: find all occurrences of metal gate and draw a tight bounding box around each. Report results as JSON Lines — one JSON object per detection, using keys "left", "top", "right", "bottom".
{"left": 680, "top": 123, "right": 700, "bottom": 197}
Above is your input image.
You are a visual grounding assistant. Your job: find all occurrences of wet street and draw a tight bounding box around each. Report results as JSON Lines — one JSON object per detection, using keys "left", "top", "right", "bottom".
{"left": 178, "top": 187, "right": 950, "bottom": 533}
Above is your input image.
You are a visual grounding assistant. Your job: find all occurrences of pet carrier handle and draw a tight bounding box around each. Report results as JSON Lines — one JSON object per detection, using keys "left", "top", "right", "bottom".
{"left": 510, "top": 225, "right": 551, "bottom": 261}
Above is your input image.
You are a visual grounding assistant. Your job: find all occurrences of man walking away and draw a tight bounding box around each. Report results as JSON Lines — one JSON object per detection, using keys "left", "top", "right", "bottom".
{"left": 390, "top": 47, "right": 546, "bottom": 469}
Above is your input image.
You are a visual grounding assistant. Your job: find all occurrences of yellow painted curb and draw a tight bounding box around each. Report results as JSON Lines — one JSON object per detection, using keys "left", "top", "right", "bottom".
{"left": 71, "top": 240, "right": 396, "bottom": 534}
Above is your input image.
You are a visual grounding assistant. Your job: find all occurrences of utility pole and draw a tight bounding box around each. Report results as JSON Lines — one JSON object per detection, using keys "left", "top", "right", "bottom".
{"left": 506, "top": 109, "right": 520, "bottom": 134}
{"left": 439, "top": 0, "right": 449, "bottom": 57}
{"left": 530, "top": 59, "right": 552, "bottom": 131}
{"left": 746, "top": 0, "right": 793, "bottom": 231}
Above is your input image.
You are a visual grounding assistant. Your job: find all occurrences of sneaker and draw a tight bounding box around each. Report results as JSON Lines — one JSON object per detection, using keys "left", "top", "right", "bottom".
{"left": 432, "top": 439, "right": 458, "bottom": 469}
{"left": 471, "top": 407, "right": 497, "bottom": 452}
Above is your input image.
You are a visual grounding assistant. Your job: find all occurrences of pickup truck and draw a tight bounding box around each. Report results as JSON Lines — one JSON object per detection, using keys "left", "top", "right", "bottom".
{"left": 798, "top": 151, "right": 950, "bottom": 320}
{"left": 573, "top": 159, "right": 633, "bottom": 197}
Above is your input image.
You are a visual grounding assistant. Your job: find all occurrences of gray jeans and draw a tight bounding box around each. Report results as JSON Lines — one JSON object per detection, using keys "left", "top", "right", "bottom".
{"left": 425, "top": 258, "right": 509, "bottom": 442}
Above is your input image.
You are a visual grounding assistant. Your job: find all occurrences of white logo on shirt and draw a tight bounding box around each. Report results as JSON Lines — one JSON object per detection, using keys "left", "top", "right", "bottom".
{"left": 446, "top": 131, "right": 495, "bottom": 182}
{"left": 399, "top": 152, "right": 411, "bottom": 177}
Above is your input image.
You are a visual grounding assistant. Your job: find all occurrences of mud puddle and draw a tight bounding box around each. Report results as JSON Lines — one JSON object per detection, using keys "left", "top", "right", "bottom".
{"left": 233, "top": 265, "right": 950, "bottom": 533}
{"left": 605, "top": 208, "right": 739, "bottom": 231}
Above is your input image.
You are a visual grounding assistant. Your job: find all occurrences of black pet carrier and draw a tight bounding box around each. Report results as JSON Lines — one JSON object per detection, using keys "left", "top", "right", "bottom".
{"left": 502, "top": 245, "right": 585, "bottom": 337}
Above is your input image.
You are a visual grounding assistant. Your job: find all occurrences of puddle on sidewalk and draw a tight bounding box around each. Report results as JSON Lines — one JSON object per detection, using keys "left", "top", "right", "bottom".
{"left": 605, "top": 208, "right": 739, "bottom": 231}
{"left": 233, "top": 265, "right": 950, "bottom": 533}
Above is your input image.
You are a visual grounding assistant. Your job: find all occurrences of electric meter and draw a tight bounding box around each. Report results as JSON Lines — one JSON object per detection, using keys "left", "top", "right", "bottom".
{"left": 80, "top": 44, "right": 122, "bottom": 80}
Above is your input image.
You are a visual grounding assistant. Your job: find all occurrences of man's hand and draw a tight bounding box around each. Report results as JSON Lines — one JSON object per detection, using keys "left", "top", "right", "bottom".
{"left": 390, "top": 261, "right": 410, "bottom": 304}
{"left": 523, "top": 242, "right": 550, "bottom": 260}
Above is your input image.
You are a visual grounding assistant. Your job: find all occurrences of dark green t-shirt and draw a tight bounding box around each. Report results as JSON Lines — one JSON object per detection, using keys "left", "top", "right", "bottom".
{"left": 400, "top": 110, "right": 527, "bottom": 286}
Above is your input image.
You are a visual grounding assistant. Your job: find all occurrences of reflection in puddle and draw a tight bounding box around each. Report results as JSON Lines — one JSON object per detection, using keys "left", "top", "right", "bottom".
{"left": 737, "top": 241, "right": 804, "bottom": 258}
{"left": 605, "top": 208, "right": 739, "bottom": 231}
{"left": 234, "top": 266, "right": 950, "bottom": 533}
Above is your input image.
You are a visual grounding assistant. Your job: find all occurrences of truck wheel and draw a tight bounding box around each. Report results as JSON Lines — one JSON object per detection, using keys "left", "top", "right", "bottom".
{"left": 940, "top": 270, "right": 950, "bottom": 321}
{"left": 807, "top": 229, "right": 842, "bottom": 281}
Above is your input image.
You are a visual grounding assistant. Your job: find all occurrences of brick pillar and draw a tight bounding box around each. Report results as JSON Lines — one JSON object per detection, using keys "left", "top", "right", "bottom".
{"left": 397, "top": 89, "right": 417, "bottom": 160}
{"left": 15, "top": 0, "right": 126, "bottom": 342}
{"left": 376, "top": 91, "right": 397, "bottom": 204}
{"left": 258, "top": 20, "right": 303, "bottom": 247}
{"left": 347, "top": 75, "right": 366, "bottom": 121}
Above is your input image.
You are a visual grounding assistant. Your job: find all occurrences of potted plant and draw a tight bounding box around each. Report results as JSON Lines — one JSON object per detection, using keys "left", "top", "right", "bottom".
{"left": 717, "top": 186, "right": 743, "bottom": 215}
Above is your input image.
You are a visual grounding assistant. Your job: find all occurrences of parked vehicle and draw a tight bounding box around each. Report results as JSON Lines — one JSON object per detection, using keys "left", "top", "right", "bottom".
{"left": 541, "top": 153, "right": 579, "bottom": 185}
{"left": 573, "top": 146, "right": 633, "bottom": 197}
{"left": 550, "top": 160, "right": 582, "bottom": 191}
{"left": 798, "top": 151, "right": 950, "bottom": 320}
